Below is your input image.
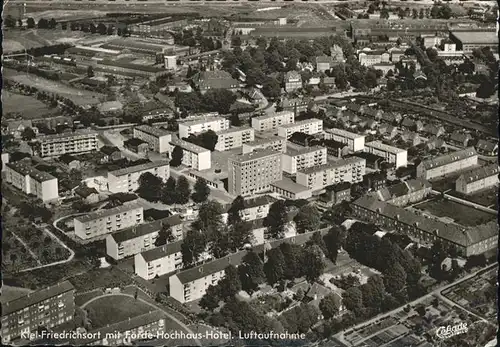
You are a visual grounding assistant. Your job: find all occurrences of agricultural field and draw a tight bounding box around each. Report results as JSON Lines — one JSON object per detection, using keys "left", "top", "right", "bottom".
{"left": 414, "top": 198, "right": 495, "bottom": 226}
{"left": 3, "top": 90, "right": 59, "bottom": 119}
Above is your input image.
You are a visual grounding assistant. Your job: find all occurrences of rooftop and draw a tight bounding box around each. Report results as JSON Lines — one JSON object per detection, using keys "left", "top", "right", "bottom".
{"left": 134, "top": 125, "right": 171, "bottom": 138}
{"left": 230, "top": 148, "right": 281, "bottom": 163}
{"left": 451, "top": 31, "right": 498, "bottom": 44}
{"left": 170, "top": 137, "right": 210, "bottom": 154}
{"left": 37, "top": 130, "right": 98, "bottom": 142}
{"left": 111, "top": 215, "right": 182, "bottom": 243}
{"left": 6, "top": 161, "right": 56, "bottom": 182}
{"left": 2, "top": 281, "right": 74, "bottom": 316}
{"left": 98, "top": 60, "right": 165, "bottom": 74}
{"left": 365, "top": 141, "right": 406, "bottom": 154}
{"left": 325, "top": 128, "right": 366, "bottom": 139}
{"left": 271, "top": 178, "right": 311, "bottom": 194}
{"left": 216, "top": 126, "right": 253, "bottom": 135}
{"left": 74, "top": 185, "right": 99, "bottom": 198}
{"left": 285, "top": 145, "right": 326, "bottom": 157}
{"left": 181, "top": 116, "right": 227, "bottom": 127}
{"left": 420, "top": 147, "right": 477, "bottom": 170}
{"left": 109, "top": 160, "right": 170, "bottom": 177}
{"left": 74, "top": 202, "right": 143, "bottom": 224}
{"left": 457, "top": 164, "right": 499, "bottom": 184}
{"left": 279, "top": 118, "right": 322, "bottom": 129}
{"left": 252, "top": 110, "right": 294, "bottom": 122}
{"left": 244, "top": 136, "right": 286, "bottom": 147}
{"left": 298, "top": 157, "right": 365, "bottom": 175}
{"left": 140, "top": 241, "right": 183, "bottom": 262}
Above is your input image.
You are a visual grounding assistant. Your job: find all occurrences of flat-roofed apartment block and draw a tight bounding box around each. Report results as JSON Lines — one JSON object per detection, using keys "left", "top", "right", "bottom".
{"left": 108, "top": 161, "right": 170, "bottom": 194}
{"left": 242, "top": 136, "right": 287, "bottom": 154}
{"left": 416, "top": 147, "right": 478, "bottom": 180}
{"left": 106, "top": 214, "right": 183, "bottom": 260}
{"left": 169, "top": 137, "right": 211, "bottom": 171}
{"left": 178, "top": 117, "right": 230, "bottom": 139}
{"left": 5, "top": 161, "right": 59, "bottom": 202}
{"left": 1, "top": 281, "right": 75, "bottom": 344}
{"left": 364, "top": 141, "right": 407, "bottom": 169}
{"left": 278, "top": 118, "right": 323, "bottom": 138}
{"left": 455, "top": 164, "right": 499, "bottom": 195}
{"left": 66, "top": 311, "right": 167, "bottom": 346}
{"left": 215, "top": 126, "right": 255, "bottom": 151}
{"left": 228, "top": 149, "right": 282, "bottom": 196}
{"left": 169, "top": 251, "right": 249, "bottom": 303}
{"left": 134, "top": 241, "right": 183, "bottom": 280}
{"left": 324, "top": 128, "right": 365, "bottom": 152}
{"left": 74, "top": 203, "right": 144, "bottom": 240}
{"left": 282, "top": 145, "right": 328, "bottom": 174}
{"left": 296, "top": 157, "right": 366, "bottom": 191}
{"left": 251, "top": 111, "right": 295, "bottom": 132}
{"left": 35, "top": 130, "right": 98, "bottom": 157}
{"left": 221, "top": 195, "right": 278, "bottom": 223}
{"left": 133, "top": 125, "right": 172, "bottom": 153}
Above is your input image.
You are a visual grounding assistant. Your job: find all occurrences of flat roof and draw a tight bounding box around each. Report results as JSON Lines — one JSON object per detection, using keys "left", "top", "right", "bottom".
{"left": 298, "top": 157, "right": 365, "bottom": 175}
{"left": 271, "top": 178, "right": 311, "bottom": 194}
{"left": 365, "top": 141, "right": 406, "bottom": 154}
{"left": 109, "top": 160, "right": 170, "bottom": 177}
{"left": 180, "top": 116, "right": 226, "bottom": 127}
{"left": 37, "top": 130, "right": 98, "bottom": 142}
{"left": 98, "top": 60, "right": 165, "bottom": 73}
{"left": 325, "top": 128, "right": 366, "bottom": 139}
{"left": 140, "top": 240, "right": 183, "bottom": 262}
{"left": 74, "top": 203, "right": 143, "bottom": 224}
{"left": 170, "top": 137, "right": 210, "bottom": 154}
{"left": 245, "top": 136, "right": 286, "bottom": 146}
{"left": 285, "top": 145, "right": 326, "bottom": 157}
{"left": 451, "top": 31, "right": 497, "bottom": 44}
{"left": 216, "top": 126, "right": 254, "bottom": 135}
{"left": 2, "top": 281, "right": 74, "bottom": 316}
{"left": 230, "top": 148, "right": 281, "bottom": 163}
{"left": 134, "top": 125, "right": 171, "bottom": 138}
{"left": 279, "top": 118, "right": 322, "bottom": 129}
{"left": 252, "top": 111, "right": 294, "bottom": 122}
{"left": 6, "top": 161, "right": 56, "bottom": 182}
{"left": 111, "top": 215, "right": 182, "bottom": 243}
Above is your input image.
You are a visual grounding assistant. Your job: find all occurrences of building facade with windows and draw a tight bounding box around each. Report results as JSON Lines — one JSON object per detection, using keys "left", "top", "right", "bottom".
{"left": 455, "top": 164, "right": 499, "bottom": 195}
{"left": 4, "top": 161, "right": 59, "bottom": 202}
{"left": 35, "top": 130, "right": 98, "bottom": 157}
{"left": 215, "top": 127, "right": 255, "bottom": 151}
{"left": 242, "top": 136, "right": 287, "bottom": 154}
{"left": 228, "top": 149, "right": 282, "bottom": 196}
{"left": 296, "top": 157, "right": 366, "bottom": 191}
{"left": 74, "top": 203, "right": 144, "bottom": 240}
{"left": 324, "top": 128, "right": 365, "bottom": 152}
{"left": 133, "top": 125, "right": 172, "bottom": 153}
{"left": 374, "top": 178, "right": 432, "bottom": 207}
{"left": 221, "top": 195, "right": 277, "bottom": 223}
{"left": 282, "top": 145, "right": 328, "bottom": 174}
{"left": 364, "top": 141, "right": 408, "bottom": 169}
{"left": 134, "top": 241, "right": 183, "bottom": 280}
{"left": 251, "top": 111, "right": 295, "bottom": 132}
{"left": 169, "top": 138, "right": 211, "bottom": 171}
{"left": 108, "top": 161, "right": 170, "bottom": 194}
{"left": 178, "top": 117, "right": 230, "bottom": 139}
{"left": 1, "top": 281, "right": 75, "bottom": 344}
{"left": 270, "top": 179, "right": 312, "bottom": 200}
{"left": 277, "top": 118, "right": 323, "bottom": 139}
{"left": 416, "top": 147, "right": 478, "bottom": 180}
{"left": 106, "top": 215, "right": 183, "bottom": 260}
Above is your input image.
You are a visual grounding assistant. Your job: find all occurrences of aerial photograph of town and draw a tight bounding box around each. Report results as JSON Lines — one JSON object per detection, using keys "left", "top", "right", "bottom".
{"left": 0, "top": 0, "right": 498, "bottom": 346}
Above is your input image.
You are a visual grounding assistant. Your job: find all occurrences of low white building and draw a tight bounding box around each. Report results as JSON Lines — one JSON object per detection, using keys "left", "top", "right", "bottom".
{"left": 178, "top": 117, "right": 229, "bottom": 139}
{"left": 282, "top": 145, "right": 328, "bottom": 174}
{"left": 4, "top": 161, "right": 59, "bottom": 202}
{"left": 169, "top": 138, "right": 211, "bottom": 171}
{"left": 278, "top": 118, "right": 323, "bottom": 139}
{"left": 364, "top": 141, "right": 407, "bottom": 169}
{"left": 107, "top": 161, "right": 170, "bottom": 194}
{"left": 324, "top": 128, "right": 365, "bottom": 152}
{"left": 133, "top": 125, "right": 172, "bottom": 153}
{"left": 215, "top": 126, "right": 255, "bottom": 151}
{"left": 134, "top": 241, "right": 183, "bottom": 280}
{"left": 270, "top": 179, "right": 312, "bottom": 200}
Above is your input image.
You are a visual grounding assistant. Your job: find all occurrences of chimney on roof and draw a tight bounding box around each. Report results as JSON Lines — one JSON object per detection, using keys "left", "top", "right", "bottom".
{"left": 434, "top": 229, "right": 439, "bottom": 236}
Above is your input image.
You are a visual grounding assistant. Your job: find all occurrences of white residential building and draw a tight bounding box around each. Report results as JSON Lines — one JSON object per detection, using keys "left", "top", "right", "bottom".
{"left": 178, "top": 117, "right": 230, "bottom": 139}
{"left": 242, "top": 136, "right": 287, "bottom": 154}
{"left": 169, "top": 138, "right": 211, "bottom": 171}
{"left": 106, "top": 215, "right": 183, "bottom": 260}
{"left": 107, "top": 161, "right": 170, "bottom": 193}
{"left": 133, "top": 125, "right": 172, "bottom": 153}
{"left": 278, "top": 118, "right": 323, "bottom": 139}
{"left": 251, "top": 111, "right": 295, "bottom": 132}
{"left": 221, "top": 195, "right": 277, "bottom": 223}
{"left": 324, "top": 128, "right": 365, "bottom": 152}
{"left": 416, "top": 147, "right": 478, "bottom": 180}
{"left": 215, "top": 127, "right": 255, "bottom": 151}
{"left": 364, "top": 141, "right": 408, "bottom": 169}
{"left": 4, "top": 161, "right": 59, "bottom": 202}
{"left": 35, "top": 130, "right": 98, "bottom": 157}
{"left": 282, "top": 145, "right": 328, "bottom": 174}
{"left": 134, "top": 241, "right": 183, "bottom": 280}
{"left": 296, "top": 157, "right": 366, "bottom": 191}
{"left": 455, "top": 164, "right": 499, "bottom": 195}
{"left": 74, "top": 203, "right": 144, "bottom": 240}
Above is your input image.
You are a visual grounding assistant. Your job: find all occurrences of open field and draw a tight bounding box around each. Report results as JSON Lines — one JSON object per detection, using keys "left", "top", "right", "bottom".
{"left": 84, "top": 295, "right": 154, "bottom": 329}
{"left": 3, "top": 90, "right": 58, "bottom": 119}
{"left": 448, "top": 188, "right": 498, "bottom": 209}
{"left": 75, "top": 289, "right": 105, "bottom": 307}
{"left": 4, "top": 68, "right": 105, "bottom": 105}
{"left": 0, "top": 286, "right": 34, "bottom": 304}
{"left": 414, "top": 199, "right": 495, "bottom": 226}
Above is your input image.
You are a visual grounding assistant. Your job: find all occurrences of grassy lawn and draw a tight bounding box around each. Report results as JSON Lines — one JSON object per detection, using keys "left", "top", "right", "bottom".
{"left": 75, "top": 289, "right": 104, "bottom": 307}
{"left": 84, "top": 295, "right": 153, "bottom": 329}
{"left": 0, "top": 286, "right": 33, "bottom": 304}
{"left": 448, "top": 188, "right": 498, "bottom": 209}
{"left": 70, "top": 266, "right": 134, "bottom": 292}
{"left": 414, "top": 199, "right": 495, "bottom": 226}
{"left": 3, "top": 90, "right": 58, "bottom": 119}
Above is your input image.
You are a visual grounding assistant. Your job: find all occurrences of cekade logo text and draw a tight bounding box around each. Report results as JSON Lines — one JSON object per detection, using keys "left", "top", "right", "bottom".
{"left": 436, "top": 322, "right": 468, "bottom": 339}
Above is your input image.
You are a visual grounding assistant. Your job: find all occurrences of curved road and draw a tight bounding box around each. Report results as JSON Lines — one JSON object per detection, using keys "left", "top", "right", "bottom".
{"left": 81, "top": 293, "right": 202, "bottom": 347}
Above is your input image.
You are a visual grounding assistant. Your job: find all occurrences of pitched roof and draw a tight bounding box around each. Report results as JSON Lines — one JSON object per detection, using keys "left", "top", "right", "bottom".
{"left": 74, "top": 202, "right": 143, "bottom": 223}
{"left": 111, "top": 214, "right": 183, "bottom": 243}
{"left": 420, "top": 147, "right": 477, "bottom": 170}
{"left": 74, "top": 185, "right": 99, "bottom": 198}
{"left": 6, "top": 161, "right": 56, "bottom": 182}
{"left": 475, "top": 139, "right": 497, "bottom": 152}
{"left": 140, "top": 241, "right": 183, "bottom": 262}
{"left": 422, "top": 124, "right": 444, "bottom": 135}
{"left": 457, "top": 164, "right": 499, "bottom": 184}
{"left": 2, "top": 281, "right": 74, "bottom": 316}
{"left": 450, "top": 131, "right": 472, "bottom": 143}
{"left": 100, "top": 146, "right": 121, "bottom": 155}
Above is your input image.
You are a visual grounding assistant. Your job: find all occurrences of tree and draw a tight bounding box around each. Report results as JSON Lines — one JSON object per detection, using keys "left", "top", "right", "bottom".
{"left": 419, "top": 8, "right": 425, "bottom": 19}
{"left": 239, "top": 252, "right": 265, "bottom": 294}
{"left": 262, "top": 77, "right": 281, "bottom": 99}
{"left": 176, "top": 176, "right": 191, "bottom": 204}
{"left": 227, "top": 195, "right": 245, "bottom": 225}
{"left": 264, "top": 200, "right": 288, "bottom": 239}
{"left": 195, "top": 200, "right": 224, "bottom": 232}
{"left": 380, "top": 9, "right": 390, "bottom": 19}
{"left": 228, "top": 220, "right": 253, "bottom": 251}
{"left": 303, "top": 245, "right": 325, "bottom": 283}
{"left": 37, "top": 18, "right": 48, "bottom": 29}
{"left": 320, "top": 294, "right": 340, "bottom": 319}
{"left": 154, "top": 226, "right": 174, "bottom": 247}
{"left": 87, "top": 66, "right": 94, "bottom": 78}
{"left": 27, "top": 17, "right": 36, "bottom": 29}
{"left": 264, "top": 248, "right": 286, "bottom": 285}
{"left": 294, "top": 204, "right": 320, "bottom": 233}
{"left": 200, "top": 285, "right": 221, "bottom": 310}
{"left": 201, "top": 130, "right": 218, "bottom": 151}
{"left": 280, "top": 243, "right": 305, "bottom": 280}
{"left": 361, "top": 275, "right": 385, "bottom": 310}
{"left": 136, "top": 172, "right": 163, "bottom": 202}
{"left": 48, "top": 18, "right": 57, "bottom": 29}
{"left": 21, "top": 127, "right": 36, "bottom": 141}
{"left": 323, "top": 226, "right": 347, "bottom": 263}
{"left": 192, "top": 177, "right": 210, "bottom": 203}
{"left": 307, "top": 231, "right": 328, "bottom": 255}
{"left": 5, "top": 15, "right": 16, "bottom": 28}
{"left": 218, "top": 265, "right": 242, "bottom": 300}
{"left": 412, "top": 9, "right": 418, "bottom": 19}
{"left": 383, "top": 262, "right": 407, "bottom": 294}
{"left": 97, "top": 23, "right": 107, "bottom": 35}
{"left": 170, "top": 145, "right": 183, "bottom": 167}
{"left": 343, "top": 287, "right": 363, "bottom": 312}
{"left": 181, "top": 229, "right": 207, "bottom": 266}
{"left": 161, "top": 176, "right": 177, "bottom": 205}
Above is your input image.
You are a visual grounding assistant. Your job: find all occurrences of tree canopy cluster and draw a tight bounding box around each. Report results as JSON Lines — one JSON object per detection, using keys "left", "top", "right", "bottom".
{"left": 175, "top": 89, "right": 237, "bottom": 114}
{"left": 136, "top": 172, "right": 192, "bottom": 205}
